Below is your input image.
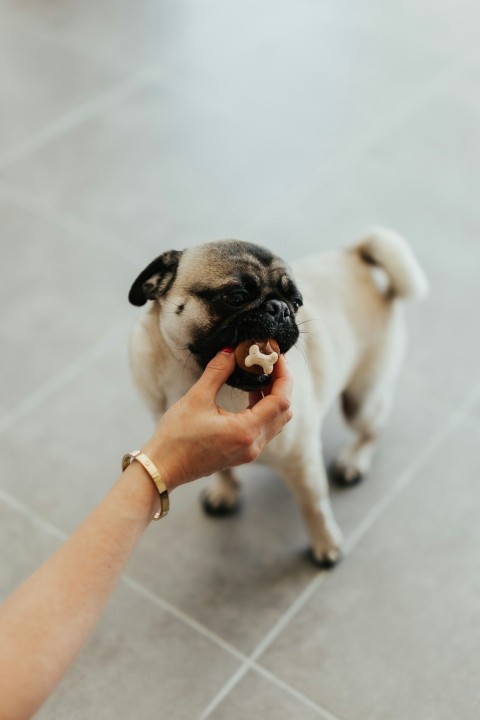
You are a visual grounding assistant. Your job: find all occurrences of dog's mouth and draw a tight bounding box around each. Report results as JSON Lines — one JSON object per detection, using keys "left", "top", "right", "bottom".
{"left": 190, "top": 313, "right": 299, "bottom": 392}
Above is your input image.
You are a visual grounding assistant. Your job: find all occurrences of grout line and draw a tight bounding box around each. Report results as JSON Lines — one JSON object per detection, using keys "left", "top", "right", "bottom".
{"left": 194, "top": 574, "right": 339, "bottom": 720}
{"left": 0, "top": 64, "right": 164, "bottom": 174}
{"left": 196, "top": 376, "right": 480, "bottom": 719}
{"left": 251, "top": 662, "right": 346, "bottom": 720}
{"left": 248, "top": 573, "right": 327, "bottom": 664}
{"left": 0, "top": 320, "right": 130, "bottom": 437}
{"left": 121, "top": 575, "right": 248, "bottom": 664}
{"left": 343, "top": 402, "right": 465, "bottom": 554}
{"left": 0, "top": 181, "right": 146, "bottom": 266}
{"left": 194, "top": 663, "right": 252, "bottom": 720}
{"left": 0, "top": 489, "right": 67, "bottom": 543}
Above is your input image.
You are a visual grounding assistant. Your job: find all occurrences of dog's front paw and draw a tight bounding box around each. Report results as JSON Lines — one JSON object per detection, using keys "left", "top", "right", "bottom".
{"left": 308, "top": 518, "right": 344, "bottom": 569}
{"left": 330, "top": 460, "right": 364, "bottom": 487}
{"left": 201, "top": 486, "right": 242, "bottom": 517}
{"left": 308, "top": 543, "right": 343, "bottom": 569}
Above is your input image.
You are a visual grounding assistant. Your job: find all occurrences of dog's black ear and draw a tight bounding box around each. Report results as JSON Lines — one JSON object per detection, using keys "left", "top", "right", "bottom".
{"left": 128, "top": 250, "right": 182, "bottom": 306}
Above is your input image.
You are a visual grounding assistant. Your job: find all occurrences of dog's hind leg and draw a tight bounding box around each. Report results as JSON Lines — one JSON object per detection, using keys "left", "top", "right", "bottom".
{"left": 202, "top": 469, "right": 242, "bottom": 516}
{"left": 332, "top": 308, "right": 406, "bottom": 486}
{"left": 332, "top": 385, "right": 394, "bottom": 486}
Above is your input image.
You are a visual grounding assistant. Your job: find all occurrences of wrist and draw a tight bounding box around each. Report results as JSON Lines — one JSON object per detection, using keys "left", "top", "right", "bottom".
{"left": 141, "top": 439, "right": 182, "bottom": 493}
{"left": 117, "top": 462, "right": 162, "bottom": 522}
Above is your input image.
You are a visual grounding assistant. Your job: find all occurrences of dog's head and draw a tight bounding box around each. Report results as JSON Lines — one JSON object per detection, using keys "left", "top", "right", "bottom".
{"left": 128, "top": 240, "right": 302, "bottom": 391}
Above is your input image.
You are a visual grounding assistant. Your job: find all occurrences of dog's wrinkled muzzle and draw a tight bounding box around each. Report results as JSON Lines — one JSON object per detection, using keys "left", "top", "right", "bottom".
{"left": 192, "top": 300, "right": 299, "bottom": 391}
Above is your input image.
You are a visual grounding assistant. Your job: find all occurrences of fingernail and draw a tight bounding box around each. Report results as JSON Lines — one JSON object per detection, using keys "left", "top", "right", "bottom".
{"left": 221, "top": 347, "right": 234, "bottom": 354}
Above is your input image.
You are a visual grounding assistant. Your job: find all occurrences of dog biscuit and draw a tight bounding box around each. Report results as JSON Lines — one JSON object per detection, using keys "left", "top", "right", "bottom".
{"left": 234, "top": 339, "right": 280, "bottom": 375}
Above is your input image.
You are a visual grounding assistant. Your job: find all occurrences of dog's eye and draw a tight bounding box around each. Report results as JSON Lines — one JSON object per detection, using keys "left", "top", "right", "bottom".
{"left": 291, "top": 297, "right": 303, "bottom": 312}
{"left": 223, "top": 290, "right": 249, "bottom": 308}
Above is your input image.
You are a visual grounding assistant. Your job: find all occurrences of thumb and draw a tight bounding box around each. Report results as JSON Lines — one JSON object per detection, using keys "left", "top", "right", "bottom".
{"left": 197, "top": 348, "right": 236, "bottom": 400}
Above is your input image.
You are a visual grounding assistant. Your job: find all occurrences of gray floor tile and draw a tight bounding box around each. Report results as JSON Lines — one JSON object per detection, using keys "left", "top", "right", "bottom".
{"left": 0, "top": 198, "right": 134, "bottom": 417}
{"left": 0, "top": 505, "right": 240, "bottom": 719}
{"left": 2, "top": 1, "right": 476, "bottom": 254}
{"left": 0, "top": 21, "right": 126, "bottom": 156}
{"left": 350, "top": 0, "right": 480, "bottom": 55}
{"left": 243, "top": 71, "right": 480, "bottom": 260}
{"left": 4, "top": 0, "right": 478, "bottom": 79}
{"left": 466, "top": 403, "right": 480, "bottom": 424}
{"left": 0, "top": 342, "right": 153, "bottom": 533}
{"left": 259, "top": 423, "right": 480, "bottom": 720}
{"left": 0, "top": 84, "right": 247, "bottom": 254}
{"left": 126, "top": 465, "right": 318, "bottom": 655}
{"left": 0, "top": 0, "right": 178, "bottom": 68}
{"left": 35, "top": 577, "right": 240, "bottom": 720}
{"left": 208, "top": 669, "right": 323, "bottom": 720}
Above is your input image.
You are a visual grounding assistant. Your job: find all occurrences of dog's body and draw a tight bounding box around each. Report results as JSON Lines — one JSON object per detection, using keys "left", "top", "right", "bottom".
{"left": 129, "top": 228, "right": 428, "bottom": 566}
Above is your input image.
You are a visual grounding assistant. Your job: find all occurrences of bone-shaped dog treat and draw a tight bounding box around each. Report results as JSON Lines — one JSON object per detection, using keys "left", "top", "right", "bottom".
{"left": 235, "top": 339, "right": 280, "bottom": 375}
{"left": 245, "top": 345, "right": 278, "bottom": 374}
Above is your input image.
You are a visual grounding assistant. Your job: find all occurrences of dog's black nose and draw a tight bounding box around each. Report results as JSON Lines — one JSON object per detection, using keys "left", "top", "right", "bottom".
{"left": 264, "top": 299, "right": 290, "bottom": 321}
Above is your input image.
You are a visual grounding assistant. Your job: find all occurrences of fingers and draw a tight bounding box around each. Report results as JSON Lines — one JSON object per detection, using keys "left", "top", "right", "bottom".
{"left": 195, "top": 351, "right": 292, "bottom": 443}
{"left": 248, "top": 355, "right": 293, "bottom": 437}
{"left": 250, "top": 393, "right": 292, "bottom": 440}
{"left": 268, "top": 354, "right": 293, "bottom": 400}
{"left": 195, "top": 349, "right": 236, "bottom": 401}
{"left": 248, "top": 355, "right": 292, "bottom": 407}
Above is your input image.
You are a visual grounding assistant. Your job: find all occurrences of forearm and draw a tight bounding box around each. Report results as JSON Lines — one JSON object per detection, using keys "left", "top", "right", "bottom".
{"left": 0, "top": 463, "right": 160, "bottom": 720}
{"left": 0, "top": 350, "right": 292, "bottom": 720}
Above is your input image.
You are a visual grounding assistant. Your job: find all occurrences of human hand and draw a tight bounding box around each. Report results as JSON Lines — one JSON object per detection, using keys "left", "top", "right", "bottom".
{"left": 142, "top": 350, "right": 293, "bottom": 491}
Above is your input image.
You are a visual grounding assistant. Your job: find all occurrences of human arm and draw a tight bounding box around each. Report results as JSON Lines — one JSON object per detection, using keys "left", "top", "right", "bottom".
{"left": 0, "top": 349, "right": 292, "bottom": 720}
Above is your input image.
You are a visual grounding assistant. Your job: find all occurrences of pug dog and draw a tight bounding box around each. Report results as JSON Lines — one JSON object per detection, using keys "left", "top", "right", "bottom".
{"left": 128, "top": 228, "right": 428, "bottom": 567}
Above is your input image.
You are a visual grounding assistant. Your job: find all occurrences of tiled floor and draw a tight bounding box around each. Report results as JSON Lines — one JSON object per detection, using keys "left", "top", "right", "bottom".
{"left": 1, "top": 2, "right": 479, "bottom": 718}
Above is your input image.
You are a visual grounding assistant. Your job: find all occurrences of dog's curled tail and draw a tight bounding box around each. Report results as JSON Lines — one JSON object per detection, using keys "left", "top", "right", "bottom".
{"left": 352, "top": 226, "right": 429, "bottom": 300}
